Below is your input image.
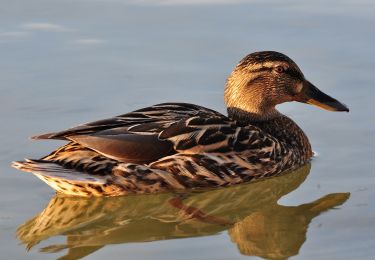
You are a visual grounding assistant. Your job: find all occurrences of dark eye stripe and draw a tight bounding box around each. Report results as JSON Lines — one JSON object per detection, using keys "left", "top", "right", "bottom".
{"left": 250, "top": 67, "right": 302, "bottom": 77}
{"left": 244, "top": 65, "right": 304, "bottom": 81}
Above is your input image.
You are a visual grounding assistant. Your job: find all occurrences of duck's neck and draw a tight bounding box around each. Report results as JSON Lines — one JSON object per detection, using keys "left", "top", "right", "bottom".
{"left": 227, "top": 107, "right": 281, "bottom": 122}
{"left": 228, "top": 107, "right": 313, "bottom": 160}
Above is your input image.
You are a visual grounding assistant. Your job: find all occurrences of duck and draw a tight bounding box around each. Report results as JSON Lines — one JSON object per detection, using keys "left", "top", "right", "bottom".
{"left": 12, "top": 51, "right": 349, "bottom": 197}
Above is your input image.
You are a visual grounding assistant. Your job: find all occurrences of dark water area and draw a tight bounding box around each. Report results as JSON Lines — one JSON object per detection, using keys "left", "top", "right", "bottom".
{"left": 1, "top": 0, "right": 374, "bottom": 259}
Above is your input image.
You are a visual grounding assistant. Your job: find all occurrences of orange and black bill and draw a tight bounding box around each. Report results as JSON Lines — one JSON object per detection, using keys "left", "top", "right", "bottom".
{"left": 297, "top": 80, "right": 349, "bottom": 112}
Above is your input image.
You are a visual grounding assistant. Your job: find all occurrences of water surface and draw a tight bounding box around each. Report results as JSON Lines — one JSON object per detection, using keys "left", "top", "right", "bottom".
{"left": 1, "top": 0, "right": 374, "bottom": 259}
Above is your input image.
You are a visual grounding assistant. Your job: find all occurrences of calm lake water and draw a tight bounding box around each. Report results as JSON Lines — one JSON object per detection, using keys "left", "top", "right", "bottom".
{"left": 1, "top": 0, "right": 374, "bottom": 259}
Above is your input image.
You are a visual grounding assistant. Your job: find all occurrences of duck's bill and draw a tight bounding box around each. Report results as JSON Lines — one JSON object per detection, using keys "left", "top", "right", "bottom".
{"left": 298, "top": 80, "right": 349, "bottom": 112}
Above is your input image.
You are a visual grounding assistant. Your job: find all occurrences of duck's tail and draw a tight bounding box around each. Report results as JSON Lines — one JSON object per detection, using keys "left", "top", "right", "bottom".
{"left": 12, "top": 159, "right": 112, "bottom": 196}
{"left": 11, "top": 157, "right": 186, "bottom": 196}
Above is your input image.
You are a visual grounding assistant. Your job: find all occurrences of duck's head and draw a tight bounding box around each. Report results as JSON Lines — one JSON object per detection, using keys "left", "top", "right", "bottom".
{"left": 225, "top": 51, "right": 349, "bottom": 121}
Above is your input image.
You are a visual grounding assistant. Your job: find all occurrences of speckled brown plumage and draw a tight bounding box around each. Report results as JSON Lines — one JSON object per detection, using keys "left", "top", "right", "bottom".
{"left": 12, "top": 51, "right": 348, "bottom": 196}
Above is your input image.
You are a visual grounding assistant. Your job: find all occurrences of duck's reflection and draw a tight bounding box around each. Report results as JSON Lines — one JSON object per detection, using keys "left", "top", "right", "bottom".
{"left": 17, "top": 164, "right": 349, "bottom": 260}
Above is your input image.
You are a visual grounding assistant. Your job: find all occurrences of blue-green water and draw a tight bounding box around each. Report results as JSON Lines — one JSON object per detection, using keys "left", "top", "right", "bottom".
{"left": 1, "top": 1, "right": 374, "bottom": 259}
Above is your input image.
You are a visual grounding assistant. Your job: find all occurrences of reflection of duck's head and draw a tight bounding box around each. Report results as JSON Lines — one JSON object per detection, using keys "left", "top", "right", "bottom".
{"left": 228, "top": 192, "right": 350, "bottom": 259}
{"left": 16, "top": 164, "right": 349, "bottom": 259}
{"left": 225, "top": 51, "right": 348, "bottom": 121}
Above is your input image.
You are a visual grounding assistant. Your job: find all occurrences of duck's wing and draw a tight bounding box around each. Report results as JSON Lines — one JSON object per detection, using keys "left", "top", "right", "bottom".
{"left": 32, "top": 103, "right": 220, "bottom": 140}
{"left": 32, "top": 103, "right": 231, "bottom": 163}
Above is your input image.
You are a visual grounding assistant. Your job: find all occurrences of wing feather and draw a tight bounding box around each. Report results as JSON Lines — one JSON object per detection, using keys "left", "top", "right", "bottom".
{"left": 31, "top": 103, "right": 228, "bottom": 163}
{"left": 68, "top": 133, "right": 173, "bottom": 163}
{"left": 30, "top": 101, "right": 283, "bottom": 166}
{"left": 30, "top": 102, "right": 283, "bottom": 166}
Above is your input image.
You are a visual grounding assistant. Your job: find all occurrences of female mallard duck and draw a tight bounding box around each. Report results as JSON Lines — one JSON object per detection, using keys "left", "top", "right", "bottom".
{"left": 12, "top": 51, "right": 348, "bottom": 196}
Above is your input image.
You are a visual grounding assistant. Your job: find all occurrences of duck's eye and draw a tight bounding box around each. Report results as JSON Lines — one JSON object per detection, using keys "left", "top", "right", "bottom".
{"left": 275, "top": 66, "right": 285, "bottom": 73}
